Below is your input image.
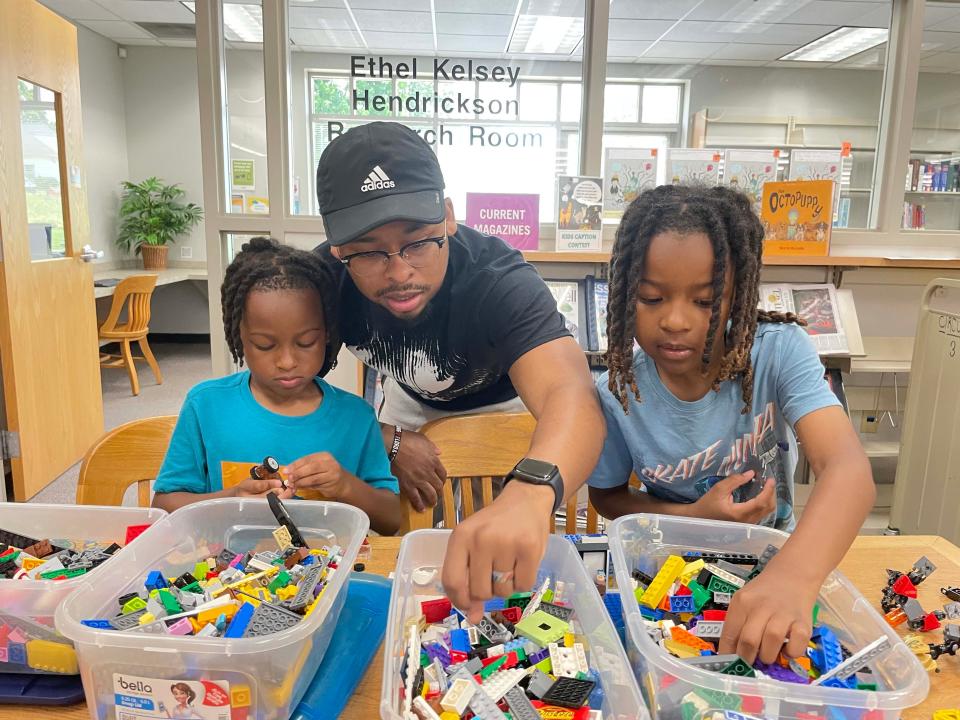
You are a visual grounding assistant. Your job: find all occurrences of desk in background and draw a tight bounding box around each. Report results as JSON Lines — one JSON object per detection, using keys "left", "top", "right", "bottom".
{"left": 1, "top": 535, "right": 957, "bottom": 719}
{"left": 93, "top": 267, "right": 208, "bottom": 299}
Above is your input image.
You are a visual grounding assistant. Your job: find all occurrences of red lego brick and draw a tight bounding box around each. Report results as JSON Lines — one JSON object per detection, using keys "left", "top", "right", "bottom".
{"left": 125, "top": 524, "right": 151, "bottom": 544}
{"left": 660, "top": 674, "right": 678, "bottom": 689}
{"left": 450, "top": 650, "right": 468, "bottom": 664}
{"left": 500, "top": 607, "right": 522, "bottom": 624}
{"left": 741, "top": 696, "right": 764, "bottom": 715}
{"left": 922, "top": 612, "right": 941, "bottom": 632}
{"left": 892, "top": 574, "right": 918, "bottom": 598}
{"left": 420, "top": 598, "right": 452, "bottom": 623}
{"left": 675, "top": 584, "right": 692, "bottom": 596}
{"left": 703, "top": 610, "right": 727, "bottom": 621}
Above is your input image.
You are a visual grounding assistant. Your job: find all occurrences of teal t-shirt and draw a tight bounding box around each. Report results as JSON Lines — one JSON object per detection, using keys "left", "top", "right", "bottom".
{"left": 588, "top": 323, "right": 840, "bottom": 531}
{"left": 154, "top": 370, "right": 398, "bottom": 495}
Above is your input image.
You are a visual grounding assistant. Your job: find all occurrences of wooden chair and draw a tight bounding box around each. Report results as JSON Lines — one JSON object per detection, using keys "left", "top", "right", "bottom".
{"left": 98, "top": 275, "right": 163, "bottom": 396}
{"left": 400, "top": 412, "right": 600, "bottom": 535}
{"left": 76, "top": 415, "right": 177, "bottom": 506}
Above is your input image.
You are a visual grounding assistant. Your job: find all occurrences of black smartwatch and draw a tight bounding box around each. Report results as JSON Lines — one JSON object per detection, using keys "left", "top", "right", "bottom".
{"left": 504, "top": 458, "right": 564, "bottom": 514}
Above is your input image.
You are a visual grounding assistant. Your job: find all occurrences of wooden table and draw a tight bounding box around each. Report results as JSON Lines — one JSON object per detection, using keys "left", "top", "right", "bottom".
{"left": 3, "top": 535, "right": 959, "bottom": 719}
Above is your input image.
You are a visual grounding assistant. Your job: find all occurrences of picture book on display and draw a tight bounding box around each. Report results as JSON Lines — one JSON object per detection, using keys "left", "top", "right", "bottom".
{"left": 666, "top": 149, "right": 721, "bottom": 186}
{"left": 760, "top": 179, "right": 833, "bottom": 257}
{"left": 556, "top": 176, "right": 603, "bottom": 252}
{"left": 722, "top": 149, "right": 779, "bottom": 214}
{"left": 545, "top": 280, "right": 587, "bottom": 347}
{"left": 759, "top": 283, "right": 849, "bottom": 355}
{"left": 788, "top": 148, "right": 843, "bottom": 223}
{"left": 584, "top": 275, "right": 609, "bottom": 353}
{"left": 602, "top": 148, "right": 658, "bottom": 218}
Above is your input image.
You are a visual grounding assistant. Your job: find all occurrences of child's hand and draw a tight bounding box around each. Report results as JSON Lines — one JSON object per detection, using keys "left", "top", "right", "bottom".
{"left": 719, "top": 564, "right": 817, "bottom": 664}
{"left": 283, "top": 452, "right": 349, "bottom": 498}
{"left": 232, "top": 476, "right": 294, "bottom": 500}
{"left": 690, "top": 471, "right": 775, "bottom": 524}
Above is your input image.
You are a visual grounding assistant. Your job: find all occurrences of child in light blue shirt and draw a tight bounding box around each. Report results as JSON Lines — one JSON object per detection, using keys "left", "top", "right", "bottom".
{"left": 589, "top": 185, "right": 873, "bottom": 667}
{"left": 153, "top": 237, "right": 399, "bottom": 535}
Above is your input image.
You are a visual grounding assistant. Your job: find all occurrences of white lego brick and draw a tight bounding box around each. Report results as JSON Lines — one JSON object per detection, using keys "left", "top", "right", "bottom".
{"left": 693, "top": 621, "right": 724, "bottom": 639}
{"left": 703, "top": 563, "right": 746, "bottom": 588}
{"left": 486, "top": 643, "right": 505, "bottom": 658}
{"left": 481, "top": 668, "right": 526, "bottom": 702}
{"left": 812, "top": 636, "right": 891, "bottom": 684}
{"left": 412, "top": 696, "right": 442, "bottom": 720}
{"left": 441, "top": 678, "right": 476, "bottom": 715}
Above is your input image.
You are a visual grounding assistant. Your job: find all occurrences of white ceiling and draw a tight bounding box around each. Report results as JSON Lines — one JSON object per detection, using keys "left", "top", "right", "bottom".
{"left": 33, "top": 0, "right": 960, "bottom": 72}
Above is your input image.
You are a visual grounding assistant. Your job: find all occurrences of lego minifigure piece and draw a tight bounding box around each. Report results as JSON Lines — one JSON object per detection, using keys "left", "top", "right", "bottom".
{"left": 541, "top": 676, "right": 596, "bottom": 709}
{"left": 251, "top": 456, "right": 282, "bottom": 481}
{"left": 891, "top": 574, "right": 918, "bottom": 598}
{"left": 922, "top": 612, "right": 942, "bottom": 632}
{"left": 942, "top": 586, "right": 960, "bottom": 602}
{"left": 884, "top": 608, "right": 907, "bottom": 628}
{"left": 266, "top": 492, "right": 308, "bottom": 548}
{"left": 909, "top": 556, "right": 936, "bottom": 585}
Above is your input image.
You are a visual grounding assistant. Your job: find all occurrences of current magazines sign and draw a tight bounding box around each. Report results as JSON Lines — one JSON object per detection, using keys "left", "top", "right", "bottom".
{"left": 465, "top": 193, "right": 540, "bottom": 250}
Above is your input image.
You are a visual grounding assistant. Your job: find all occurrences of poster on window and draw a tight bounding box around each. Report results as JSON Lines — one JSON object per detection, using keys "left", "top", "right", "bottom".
{"left": 556, "top": 176, "right": 603, "bottom": 252}
{"left": 602, "top": 148, "right": 658, "bottom": 219}
{"left": 465, "top": 193, "right": 539, "bottom": 250}
{"left": 723, "top": 149, "right": 779, "bottom": 215}
{"left": 667, "top": 149, "right": 721, "bottom": 186}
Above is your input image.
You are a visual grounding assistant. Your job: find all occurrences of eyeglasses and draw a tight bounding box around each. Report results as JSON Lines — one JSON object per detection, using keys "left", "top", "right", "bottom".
{"left": 339, "top": 235, "right": 446, "bottom": 277}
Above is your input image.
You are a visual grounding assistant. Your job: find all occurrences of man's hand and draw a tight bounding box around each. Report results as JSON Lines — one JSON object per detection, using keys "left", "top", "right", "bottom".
{"left": 719, "top": 564, "right": 817, "bottom": 664}
{"left": 284, "top": 452, "right": 350, "bottom": 498}
{"left": 441, "top": 481, "right": 554, "bottom": 623}
{"left": 231, "top": 475, "right": 294, "bottom": 500}
{"left": 690, "top": 471, "right": 776, "bottom": 524}
{"left": 387, "top": 427, "right": 446, "bottom": 512}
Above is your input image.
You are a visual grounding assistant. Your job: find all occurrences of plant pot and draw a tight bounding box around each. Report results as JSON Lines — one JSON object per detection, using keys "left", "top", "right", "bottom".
{"left": 140, "top": 244, "right": 168, "bottom": 270}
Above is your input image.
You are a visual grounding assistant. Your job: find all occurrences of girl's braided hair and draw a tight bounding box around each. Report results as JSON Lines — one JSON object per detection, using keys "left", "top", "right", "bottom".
{"left": 221, "top": 236, "right": 341, "bottom": 377}
{"left": 606, "top": 184, "right": 804, "bottom": 414}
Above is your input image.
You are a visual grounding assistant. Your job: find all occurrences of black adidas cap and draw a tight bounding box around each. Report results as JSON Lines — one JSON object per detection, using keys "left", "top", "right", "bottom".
{"left": 316, "top": 122, "right": 446, "bottom": 247}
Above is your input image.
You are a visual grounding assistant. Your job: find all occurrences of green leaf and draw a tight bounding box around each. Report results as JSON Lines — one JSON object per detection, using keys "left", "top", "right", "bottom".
{"left": 115, "top": 177, "right": 203, "bottom": 254}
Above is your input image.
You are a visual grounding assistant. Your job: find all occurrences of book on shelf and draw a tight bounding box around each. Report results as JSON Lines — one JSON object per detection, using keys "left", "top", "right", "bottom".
{"left": 584, "top": 275, "right": 609, "bottom": 353}
{"left": 361, "top": 367, "right": 384, "bottom": 413}
{"left": 556, "top": 176, "right": 603, "bottom": 252}
{"left": 788, "top": 148, "right": 843, "bottom": 223}
{"left": 904, "top": 158, "right": 960, "bottom": 193}
{"left": 835, "top": 197, "right": 851, "bottom": 228}
{"left": 666, "top": 149, "right": 721, "bottom": 186}
{"left": 545, "top": 279, "right": 588, "bottom": 347}
{"left": 902, "top": 202, "right": 926, "bottom": 229}
{"left": 602, "top": 148, "right": 658, "bottom": 219}
{"left": 760, "top": 179, "right": 833, "bottom": 257}
{"left": 759, "top": 283, "right": 849, "bottom": 355}
{"left": 823, "top": 367, "right": 848, "bottom": 414}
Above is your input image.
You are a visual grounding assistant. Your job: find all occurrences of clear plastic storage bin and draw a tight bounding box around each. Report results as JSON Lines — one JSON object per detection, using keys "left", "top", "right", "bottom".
{"left": 56, "top": 498, "right": 368, "bottom": 720}
{"left": 608, "top": 514, "right": 930, "bottom": 720}
{"left": 0, "top": 502, "right": 165, "bottom": 675}
{"left": 381, "top": 529, "right": 647, "bottom": 720}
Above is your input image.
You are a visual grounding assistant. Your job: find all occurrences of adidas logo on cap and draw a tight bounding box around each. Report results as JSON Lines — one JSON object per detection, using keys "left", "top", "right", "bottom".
{"left": 360, "top": 165, "right": 396, "bottom": 193}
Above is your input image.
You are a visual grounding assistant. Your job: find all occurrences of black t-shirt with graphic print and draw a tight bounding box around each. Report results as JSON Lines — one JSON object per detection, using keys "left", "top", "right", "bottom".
{"left": 316, "top": 224, "right": 570, "bottom": 411}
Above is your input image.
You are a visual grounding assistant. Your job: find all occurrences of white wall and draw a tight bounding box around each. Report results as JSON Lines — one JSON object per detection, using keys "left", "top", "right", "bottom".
{"left": 77, "top": 26, "right": 129, "bottom": 265}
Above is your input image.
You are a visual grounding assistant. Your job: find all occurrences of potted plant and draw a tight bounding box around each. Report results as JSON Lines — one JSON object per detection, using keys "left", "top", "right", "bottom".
{"left": 117, "top": 177, "right": 203, "bottom": 270}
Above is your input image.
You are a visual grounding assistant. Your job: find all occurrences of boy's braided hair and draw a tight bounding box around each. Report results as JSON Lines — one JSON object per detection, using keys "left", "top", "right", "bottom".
{"left": 606, "top": 184, "right": 805, "bottom": 415}
{"left": 221, "top": 236, "right": 341, "bottom": 377}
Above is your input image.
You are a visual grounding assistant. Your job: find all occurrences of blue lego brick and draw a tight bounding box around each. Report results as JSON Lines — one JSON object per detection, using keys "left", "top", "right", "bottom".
{"left": 144, "top": 570, "right": 168, "bottom": 592}
{"left": 602, "top": 591, "right": 625, "bottom": 643}
{"left": 80, "top": 619, "right": 113, "bottom": 629}
{"left": 639, "top": 605, "right": 657, "bottom": 621}
{"left": 450, "top": 628, "right": 471, "bottom": 654}
{"left": 586, "top": 669, "right": 604, "bottom": 709}
{"left": 223, "top": 602, "right": 256, "bottom": 638}
{"left": 816, "top": 626, "right": 843, "bottom": 673}
{"left": 670, "top": 595, "right": 696, "bottom": 613}
{"left": 9, "top": 643, "right": 26, "bottom": 665}
{"left": 484, "top": 597, "right": 506, "bottom": 611}
{"left": 823, "top": 677, "right": 858, "bottom": 690}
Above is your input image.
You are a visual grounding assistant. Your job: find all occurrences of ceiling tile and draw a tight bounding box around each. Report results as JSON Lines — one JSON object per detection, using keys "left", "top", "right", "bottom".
{"left": 607, "top": 19, "right": 674, "bottom": 41}
{"left": 606, "top": 40, "right": 653, "bottom": 58}
{"left": 352, "top": 9, "right": 432, "bottom": 33}
{"left": 289, "top": 0, "right": 344, "bottom": 6}
{"left": 609, "top": 0, "right": 702, "bottom": 20}
{"left": 436, "top": 12, "right": 514, "bottom": 35}
{"left": 709, "top": 43, "right": 797, "bottom": 61}
{"left": 289, "top": 7, "right": 355, "bottom": 30}
{"left": 701, "top": 58, "right": 774, "bottom": 67}
{"left": 665, "top": 21, "right": 835, "bottom": 45}
{"left": 782, "top": 1, "right": 889, "bottom": 26}
{"left": 688, "top": 0, "right": 811, "bottom": 23}
{"left": 437, "top": 35, "right": 506, "bottom": 52}
{"left": 359, "top": 30, "right": 435, "bottom": 50}
{"left": 436, "top": 0, "right": 518, "bottom": 12}
{"left": 349, "top": 0, "right": 431, "bottom": 8}
{"left": 523, "top": 0, "right": 583, "bottom": 16}
{"left": 923, "top": 5, "right": 960, "bottom": 28}
{"left": 290, "top": 27, "right": 364, "bottom": 47}
{"left": 94, "top": 0, "right": 195, "bottom": 23}
{"left": 80, "top": 19, "right": 156, "bottom": 39}
{"left": 38, "top": 0, "right": 119, "bottom": 20}
{"left": 932, "top": 14, "right": 960, "bottom": 32}
{"left": 924, "top": 31, "right": 960, "bottom": 52}
{"left": 643, "top": 40, "right": 727, "bottom": 60}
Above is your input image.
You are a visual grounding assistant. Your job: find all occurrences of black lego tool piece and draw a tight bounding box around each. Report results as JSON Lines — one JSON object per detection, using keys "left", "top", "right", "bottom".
{"left": 267, "top": 492, "right": 308, "bottom": 548}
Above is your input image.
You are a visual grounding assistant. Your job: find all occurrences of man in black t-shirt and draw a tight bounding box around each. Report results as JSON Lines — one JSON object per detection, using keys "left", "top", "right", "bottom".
{"left": 315, "top": 122, "right": 604, "bottom": 620}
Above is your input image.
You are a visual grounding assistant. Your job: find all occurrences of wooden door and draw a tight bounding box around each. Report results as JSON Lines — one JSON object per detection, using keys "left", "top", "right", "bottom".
{"left": 0, "top": 0, "right": 104, "bottom": 499}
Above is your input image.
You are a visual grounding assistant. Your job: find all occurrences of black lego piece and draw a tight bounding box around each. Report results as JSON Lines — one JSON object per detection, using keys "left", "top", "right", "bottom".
{"left": 942, "top": 587, "right": 960, "bottom": 603}
{"left": 0, "top": 528, "right": 41, "bottom": 551}
{"left": 267, "top": 492, "right": 308, "bottom": 549}
{"left": 680, "top": 550, "right": 759, "bottom": 565}
{"left": 541, "top": 676, "right": 596, "bottom": 709}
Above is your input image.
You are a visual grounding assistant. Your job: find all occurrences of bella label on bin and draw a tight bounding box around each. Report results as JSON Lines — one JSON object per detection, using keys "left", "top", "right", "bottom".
{"left": 113, "top": 674, "right": 233, "bottom": 719}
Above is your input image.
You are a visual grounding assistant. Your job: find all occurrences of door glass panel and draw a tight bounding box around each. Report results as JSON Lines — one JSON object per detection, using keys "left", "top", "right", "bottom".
{"left": 19, "top": 79, "right": 68, "bottom": 260}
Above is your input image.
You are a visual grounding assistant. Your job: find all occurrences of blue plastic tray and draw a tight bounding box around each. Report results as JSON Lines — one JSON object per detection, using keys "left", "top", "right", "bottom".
{"left": 292, "top": 571, "right": 393, "bottom": 720}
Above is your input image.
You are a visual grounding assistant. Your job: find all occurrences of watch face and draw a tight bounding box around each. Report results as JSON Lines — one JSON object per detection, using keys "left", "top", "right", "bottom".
{"left": 516, "top": 458, "right": 556, "bottom": 481}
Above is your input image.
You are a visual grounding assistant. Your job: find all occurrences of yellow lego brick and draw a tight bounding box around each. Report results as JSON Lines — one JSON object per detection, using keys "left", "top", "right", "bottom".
{"left": 663, "top": 638, "right": 702, "bottom": 659}
{"left": 26, "top": 640, "right": 78, "bottom": 674}
{"left": 679, "top": 559, "right": 705, "bottom": 585}
{"left": 534, "top": 657, "right": 552, "bottom": 674}
{"left": 213, "top": 565, "right": 278, "bottom": 596}
{"left": 563, "top": 632, "right": 575, "bottom": 648}
{"left": 20, "top": 557, "right": 44, "bottom": 572}
{"left": 421, "top": 680, "right": 429, "bottom": 697}
{"left": 138, "top": 612, "right": 156, "bottom": 625}
{"left": 439, "top": 713, "right": 460, "bottom": 720}
{"left": 276, "top": 585, "right": 298, "bottom": 601}
{"left": 638, "top": 555, "right": 685, "bottom": 609}
{"left": 304, "top": 586, "right": 327, "bottom": 616}
{"left": 231, "top": 685, "right": 251, "bottom": 708}
{"left": 197, "top": 603, "right": 237, "bottom": 627}
{"left": 933, "top": 710, "right": 960, "bottom": 720}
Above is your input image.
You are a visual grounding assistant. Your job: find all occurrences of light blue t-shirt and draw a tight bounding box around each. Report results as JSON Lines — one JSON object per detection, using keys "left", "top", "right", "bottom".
{"left": 588, "top": 323, "right": 840, "bottom": 530}
{"left": 154, "top": 370, "right": 398, "bottom": 495}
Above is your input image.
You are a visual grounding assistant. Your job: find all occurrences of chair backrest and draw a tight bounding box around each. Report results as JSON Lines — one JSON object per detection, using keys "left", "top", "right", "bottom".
{"left": 99, "top": 274, "right": 158, "bottom": 335}
{"left": 76, "top": 415, "right": 177, "bottom": 506}
{"left": 400, "top": 412, "right": 599, "bottom": 535}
